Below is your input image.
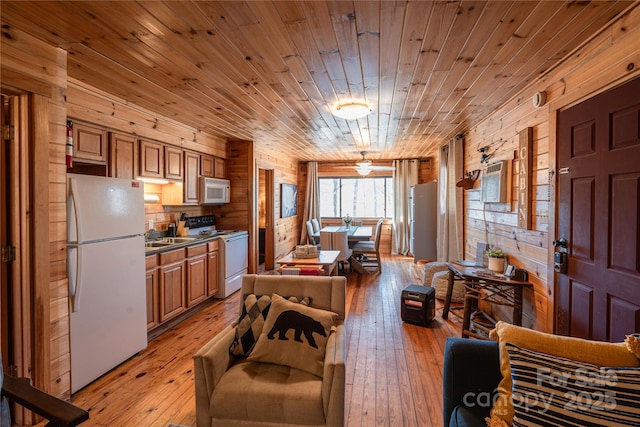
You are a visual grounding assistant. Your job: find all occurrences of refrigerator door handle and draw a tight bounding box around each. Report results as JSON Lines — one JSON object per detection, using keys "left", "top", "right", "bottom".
{"left": 68, "top": 245, "right": 82, "bottom": 312}
{"left": 68, "top": 177, "right": 82, "bottom": 243}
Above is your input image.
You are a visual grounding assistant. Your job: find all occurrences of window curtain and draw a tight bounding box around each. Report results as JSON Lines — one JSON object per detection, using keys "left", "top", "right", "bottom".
{"left": 437, "top": 136, "right": 464, "bottom": 261}
{"left": 300, "top": 161, "right": 320, "bottom": 244}
{"left": 392, "top": 159, "right": 419, "bottom": 255}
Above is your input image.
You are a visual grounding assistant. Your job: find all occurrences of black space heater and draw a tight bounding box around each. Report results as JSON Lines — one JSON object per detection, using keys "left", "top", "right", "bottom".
{"left": 401, "top": 284, "right": 436, "bottom": 326}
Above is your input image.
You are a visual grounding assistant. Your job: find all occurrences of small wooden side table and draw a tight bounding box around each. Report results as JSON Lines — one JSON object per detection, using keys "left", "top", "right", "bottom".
{"left": 276, "top": 250, "right": 340, "bottom": 276}
{"left": 443, "top": 262, "right": 532, "bottom": 339}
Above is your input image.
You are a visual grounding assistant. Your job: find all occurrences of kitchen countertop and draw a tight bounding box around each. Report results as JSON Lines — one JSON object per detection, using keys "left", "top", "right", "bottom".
{"left": 144, "top": 230, "right": 247, "bottom": 255}
{"left": 144, "top": 234, "right": 221, "bottom": 255}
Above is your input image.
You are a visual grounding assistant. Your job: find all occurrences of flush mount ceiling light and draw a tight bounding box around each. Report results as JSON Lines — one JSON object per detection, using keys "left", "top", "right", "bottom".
{"left": 332, "top": 100, "right": 372, "bottom": 120}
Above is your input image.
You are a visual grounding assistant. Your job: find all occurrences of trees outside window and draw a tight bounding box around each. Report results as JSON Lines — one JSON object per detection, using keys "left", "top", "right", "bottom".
{"left": 319, "top": 177, "right": 393, "bottom": 219}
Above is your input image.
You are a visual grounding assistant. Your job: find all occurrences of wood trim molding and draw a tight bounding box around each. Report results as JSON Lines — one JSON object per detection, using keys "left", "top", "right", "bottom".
{"left": 30, "top": 93, "right": 51, "bottom": 395}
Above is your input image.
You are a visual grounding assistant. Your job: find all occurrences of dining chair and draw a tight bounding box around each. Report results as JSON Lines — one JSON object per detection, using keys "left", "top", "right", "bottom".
{"left": 311, "top": 218, "right": 321, "bottom": 233}
{"left": 332, "top": 231, "right": 352, "bottom": 274}
{"left": 319, "top": 230, "right": 351, "bottom": 275}
{"left": 351, "top": 218, "right": 383, "bottom": 272}
{"left": 306, "top": 220, "right": 318, "bottom": 245}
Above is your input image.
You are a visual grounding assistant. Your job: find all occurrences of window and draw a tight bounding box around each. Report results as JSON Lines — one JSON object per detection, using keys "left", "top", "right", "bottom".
{"left": 319, "top": 177, "right": 393, "bottom": 218}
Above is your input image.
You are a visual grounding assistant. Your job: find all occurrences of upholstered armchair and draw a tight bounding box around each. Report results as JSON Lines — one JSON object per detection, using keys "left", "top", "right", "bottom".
{"left": 193, "top": 274, "right": 346, "bottom": 427}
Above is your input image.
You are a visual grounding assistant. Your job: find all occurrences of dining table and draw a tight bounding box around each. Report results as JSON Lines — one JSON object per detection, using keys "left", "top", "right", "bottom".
{"left": 317, "top": 225, "right": 373, "bottom": 243}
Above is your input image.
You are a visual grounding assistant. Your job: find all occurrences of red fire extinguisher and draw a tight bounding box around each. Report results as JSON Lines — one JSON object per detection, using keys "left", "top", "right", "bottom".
{"left": 66, "top": 119, "right": 73, "bottom": 168}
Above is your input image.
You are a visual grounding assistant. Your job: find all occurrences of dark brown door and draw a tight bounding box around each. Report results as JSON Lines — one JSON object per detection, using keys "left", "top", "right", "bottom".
{"left": 1, "top": 95, "right": 9, "bottom": 364}
{"left": 557, "top": 77, "right": 640, "bottom": 342}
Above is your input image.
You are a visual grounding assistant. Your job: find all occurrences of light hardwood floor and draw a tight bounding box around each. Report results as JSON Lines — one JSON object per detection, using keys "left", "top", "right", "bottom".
{"left": 59, "top": 255, "right": 462, "bottom": 426}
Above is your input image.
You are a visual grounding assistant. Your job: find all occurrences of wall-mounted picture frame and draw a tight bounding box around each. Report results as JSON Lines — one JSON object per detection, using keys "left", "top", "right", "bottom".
{"left": 503, "top": 263, "right": 515, "bottom": 278}
{"left": 280, "top": 183, "right": 298, "bottom": 218}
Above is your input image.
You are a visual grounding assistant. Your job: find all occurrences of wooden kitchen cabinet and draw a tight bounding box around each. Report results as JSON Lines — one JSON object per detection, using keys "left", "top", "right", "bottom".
{"left": 214, "top": 157, "right": 226, "bottom": 178}
{"left": 184, "top": 150, "right": 200, "bottom": 203}
{"left": 158, "top": 248, "right": 186, "bottom": 322}
{"left": 73, "top": 121, "right": 107, "bottom": 164}
{"left": 165, "top": 146, "right": 183, "bottom": 180}
{"left": 186, "top": 244, "right": 207, "bottom": 307}
{"left": 109, "top": 132, "right": 138, "bottom": 179}
{"left": 146, "top": 238, "right": 222, "bottom": 333}
{"left": 200, "top": 154, "right": 215, "bottom": 178}
{"left": 139, "top": 139, "right": 164, "bottom": 178}
{"left": 145, "top": 254, "right": 159, "bottom": 330}
{"left": 207, "top": 240, "right": 219, "bottom": 296}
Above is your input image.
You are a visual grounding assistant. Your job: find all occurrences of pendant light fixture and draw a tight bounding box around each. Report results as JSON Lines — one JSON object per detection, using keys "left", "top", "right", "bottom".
{"left": 332, "top": 99, "right": 372, "bottom": 120}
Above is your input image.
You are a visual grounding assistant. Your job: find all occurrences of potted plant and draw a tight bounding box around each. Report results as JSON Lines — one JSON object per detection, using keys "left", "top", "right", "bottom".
{"left": 343, "top": 214, "right": 353, "bottom": 228}
{"left": 486, "top": 247, "right": 506, "bottom": 272}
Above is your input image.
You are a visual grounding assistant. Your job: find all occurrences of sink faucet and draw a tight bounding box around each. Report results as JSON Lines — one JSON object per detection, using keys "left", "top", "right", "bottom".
{"left": 145, "top": 228, "right": 156, "bottom": 241}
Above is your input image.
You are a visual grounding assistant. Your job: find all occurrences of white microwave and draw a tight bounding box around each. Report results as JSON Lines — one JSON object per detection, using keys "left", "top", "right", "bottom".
{"left": 199, "top": 177, "right": 230, "bottom": 204}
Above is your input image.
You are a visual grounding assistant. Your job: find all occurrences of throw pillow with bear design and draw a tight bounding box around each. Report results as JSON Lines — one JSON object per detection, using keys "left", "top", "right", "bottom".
{"left": 247, "top": 293, "right": 338, "bottom": 377}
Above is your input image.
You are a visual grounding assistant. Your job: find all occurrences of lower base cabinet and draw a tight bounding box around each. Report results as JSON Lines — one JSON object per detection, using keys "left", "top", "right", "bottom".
{"left": 145, "top": 255, "right": 159, "bottom": 330}
{"left": 146, "top": 239, "right": 220, "bottom": 333}
{"left": 207, "top": 241, "right": 219, "bottom": 296}
{"left": 158, "top": 248, "right": 186, "bottom": 323}
{"left": 186, "top": 244, "right": 208, "bottom": 307}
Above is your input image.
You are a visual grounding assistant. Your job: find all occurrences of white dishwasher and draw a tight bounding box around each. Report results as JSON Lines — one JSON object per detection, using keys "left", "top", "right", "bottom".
{"left": 217, "top": 231, "right": 249, "bottom": 298}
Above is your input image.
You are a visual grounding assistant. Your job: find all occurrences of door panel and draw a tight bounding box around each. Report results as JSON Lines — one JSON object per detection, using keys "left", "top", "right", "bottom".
{"left": 1, "top": 95, "right": 9, "bottom": 367}
{"left": 557, "top": 77, "right": 640, "bottom": 342}
{"left": 569, "top": 281, "right": 593, "bottom": 340}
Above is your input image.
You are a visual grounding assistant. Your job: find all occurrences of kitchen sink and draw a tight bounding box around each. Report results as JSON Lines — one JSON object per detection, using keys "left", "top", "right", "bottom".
{"left": 158, "top": 237, "right": 200, "bottom": 244}
{"left": 145, "top": 241, "right": 173, "bottom": 248}
{"left": 144, "top": 236, "right": 204, "bottom": 252}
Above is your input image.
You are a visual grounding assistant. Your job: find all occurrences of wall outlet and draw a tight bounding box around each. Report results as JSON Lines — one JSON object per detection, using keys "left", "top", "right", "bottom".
{"left": 149, "top": 220, "right": 154, "bottom": 230}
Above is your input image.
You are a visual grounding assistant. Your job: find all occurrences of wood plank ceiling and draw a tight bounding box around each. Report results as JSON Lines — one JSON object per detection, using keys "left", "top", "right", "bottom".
{"left": 1, "top": 1, "right": 633, "bottom": 162}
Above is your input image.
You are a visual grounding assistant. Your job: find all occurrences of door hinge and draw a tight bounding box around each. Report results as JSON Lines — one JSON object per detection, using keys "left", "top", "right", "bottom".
{"left": 2, "top": 123, "right": 14, "bottom": 142}
{"left": 1, "top": 245, "right": 16, "bottom": 262}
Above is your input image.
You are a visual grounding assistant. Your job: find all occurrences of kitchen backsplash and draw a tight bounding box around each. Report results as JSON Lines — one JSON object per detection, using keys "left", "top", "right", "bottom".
{"left": 144, "top": 203, "right": 214, "bottom": 233}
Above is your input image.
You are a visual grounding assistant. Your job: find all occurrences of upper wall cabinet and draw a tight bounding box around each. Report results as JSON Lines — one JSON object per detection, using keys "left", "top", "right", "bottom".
{"left": 201, "top": 154, "right": 226, "bottom": 179}
{"left": 73, "top": 121, "right": 107, "bottom": 164}
{"left": 109, "top": 132, "right": 137, "bottom": 179}
{"left": 139, "top": 139, "right": 164, "bottom": 178}
{"left": 165, "top": 146, "right": 183, "bottom": 180}
{"left": 214, "top": 157, "right": 226, "bottom": 179}
{"left": 201, "top": 154, "right": 214, "bottom": 178}
{"left": 184, "top": 151, "right": 200, "bottom": 204}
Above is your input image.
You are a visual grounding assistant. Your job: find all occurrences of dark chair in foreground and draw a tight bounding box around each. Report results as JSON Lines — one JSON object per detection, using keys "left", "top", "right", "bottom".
{"left": 443, "top": 338, "right": 501, "bottom": 427}
{"left": 1, "top": 352, "right": 89, "bottom": 427}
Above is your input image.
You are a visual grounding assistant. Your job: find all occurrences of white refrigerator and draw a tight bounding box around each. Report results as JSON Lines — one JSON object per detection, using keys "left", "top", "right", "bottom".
{"left": 67, "top": 174, "right": 147, "bottom": 393}
{"left": 410, "top": 182, "right": 438, "bottom": 263}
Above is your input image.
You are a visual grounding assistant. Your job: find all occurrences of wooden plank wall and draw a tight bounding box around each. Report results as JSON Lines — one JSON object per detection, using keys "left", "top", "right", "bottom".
{"left": 418, "top": 157, "right": 437, "bottom": 183}
{"left": 66, "top": 79, "right": 226, "bottom": 158}
{"left": 212, "top": 140, "right": 299, "bottom": 272}
{"left": 214, "top": 140, "right": 252, "bottom": 232}
{"left": 1, "top": 24, "right": 70, "bottom": 400}
{"left": 255, "top": 145, "right": 299, "bottom": 262}
{"left": 462, "top": 4, "right": 640, "bottom": 333}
